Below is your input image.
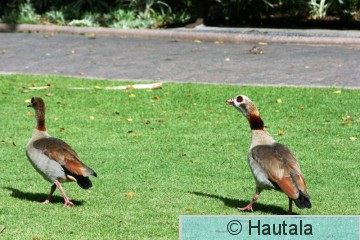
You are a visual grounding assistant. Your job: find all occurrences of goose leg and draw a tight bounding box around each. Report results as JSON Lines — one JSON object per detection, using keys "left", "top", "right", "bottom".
{"left": 238, "top": 193, "right": 259, "bottom": 212}
{"left": 287, "top": 198, "right": 293, "bottom": 215}
{"left": 41, "top": 184, "right": 56, "bottom": 204}
{"left": 55, "top": 181, "right": 74, "bottom": 207}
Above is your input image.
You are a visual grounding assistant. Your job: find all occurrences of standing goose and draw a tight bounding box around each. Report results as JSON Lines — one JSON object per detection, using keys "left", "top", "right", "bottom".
{"left": 26, "top": 97, "right": 97, "bottom": 207}
{"left": 227, "top": 95, "right": 311, "bottom": 214}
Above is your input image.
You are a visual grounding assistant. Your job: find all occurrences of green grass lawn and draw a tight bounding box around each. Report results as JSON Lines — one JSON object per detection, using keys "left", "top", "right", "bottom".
{"left": 0, "top": 74, "right": 359, "bottom": 239}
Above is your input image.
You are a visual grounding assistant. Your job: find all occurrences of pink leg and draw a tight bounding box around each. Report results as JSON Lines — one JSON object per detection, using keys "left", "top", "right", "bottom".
{"left": 41, "top": 184, "right": 56, "bottom": 204}
{"left": 238, "top": 194, "right": 259, "bottom": 212}
{"left": 55, "top": 181, "right": 74, "bottom": 207}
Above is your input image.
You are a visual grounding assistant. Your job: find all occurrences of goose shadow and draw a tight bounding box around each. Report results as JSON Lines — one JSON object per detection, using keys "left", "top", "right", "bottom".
{"left": 3, "top": 187, "right": 84, "bottom": 206}
{"left": 191, "top": 191, "right": 298, "bottom": 215}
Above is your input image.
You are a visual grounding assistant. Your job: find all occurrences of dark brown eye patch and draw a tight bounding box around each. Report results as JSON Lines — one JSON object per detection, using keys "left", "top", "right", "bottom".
{"left": 236, "top": 96, "right": 243, "bottom": 102}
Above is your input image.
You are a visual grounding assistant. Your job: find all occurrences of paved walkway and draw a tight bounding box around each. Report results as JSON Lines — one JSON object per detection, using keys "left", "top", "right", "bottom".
{"left": 1, "top": 24, "right": 359, "bottom": 88}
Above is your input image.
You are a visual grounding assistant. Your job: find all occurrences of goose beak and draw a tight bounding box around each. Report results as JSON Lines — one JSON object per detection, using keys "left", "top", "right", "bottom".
{"left": 226, "top": 99, "right": 234, "bottom": 106}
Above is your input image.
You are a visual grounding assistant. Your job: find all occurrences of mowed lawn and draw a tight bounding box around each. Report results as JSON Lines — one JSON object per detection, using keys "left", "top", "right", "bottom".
{"left": 0, "top": 74, "right": 359, "bottom": 239}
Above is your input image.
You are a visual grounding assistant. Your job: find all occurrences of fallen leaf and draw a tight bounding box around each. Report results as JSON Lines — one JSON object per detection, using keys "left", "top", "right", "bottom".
{"left": 185, "top": 207, "right": 193, "bottom": 211}
{"left": 45, "top": 93, "right": 53, "bottom": 97}
{"left": 79, "top": 72, "right": 85, "bottom": 76}
{"left": 278, "top": 129, "right": 284, "bottom": 135}
{"left": 153, "top": 96, "right": 160, "bottom": 101}
{"left": 249, "top": 46, "right": 264, "bottom": 54}
{"left": 298, "top": 106, "right": 305, "bottom": 109}
{"left": 60, "top": 127, "right": 65, "bottom": 132}
{"left": 258, "top": 41, "right": 268, "bottom": 45}
{"left": 193, "top": 39, "right": 202, "bottom": 43}
{"left": 129, "top": 93, "right": 136, "bottom": 98}
{"left": 342, "top": 115, "right": 352, "bottom": 126}
{"left": 127, "top": 118, "right": 133, "bottom": 122}
{"left": 187, "top": 93, "right": 193, "bottom": 98}
{"left": 12, "top": 142, "right": 16, "bottom": 146}
{"left": 333, "top": 90, "right": 342, "bottom": 94}
{"left": 124, "top": 191, "right": 135, "bottom": 198}
{"left": 86, "top": 33, "right": 96, "bottom": 39}
{"left": 113, "top": 111, "right": 120, "bottom": 115}
{"left": 27, "top": 112, "right": 34, "bottom": 117}
{"left": 145, "top": 120, "right": 151, "bottom": 124}
{"left": 214, "top": 40, "right": 224, "bottom": 44}
{"left": 22, "top": 89, "right": 29, "bottom": 93}
{"left": 2, "top": 49, "right": 7, "bottom": 54}
{"left": 349, "top": 137, "right": 357, "bottom": 141}
{"left": 277, "top": 99, "right": 283, "bottom": 104}
{"left": 95, "top": 86, "right": 102, "bottom": 90}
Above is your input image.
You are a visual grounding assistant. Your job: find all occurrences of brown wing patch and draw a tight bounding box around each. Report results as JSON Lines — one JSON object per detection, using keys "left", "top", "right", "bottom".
{"left": 251, "top": 143, "right": 306, "bottom": 198}
{"left": 276, "top": 177, "right": 299, "bottom": 199}
{"left": 292, "top": 174, "right": 308, "bottom": 195}
{"left": 64, "top": 160, "right": 88, "bottom": 176}
{"left": 33, "top": 137, "right": 91, "bottom": 176}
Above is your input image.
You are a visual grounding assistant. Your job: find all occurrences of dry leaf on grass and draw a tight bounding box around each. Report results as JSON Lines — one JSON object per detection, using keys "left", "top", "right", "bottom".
{"left": 124, "top": 191, "right": 135, "bottom": 198}
{"left": 342, "top": 115, "right": 352, "bottom": 126}
{"left": 278, "top": 129, "right": 285, "bottom": 135}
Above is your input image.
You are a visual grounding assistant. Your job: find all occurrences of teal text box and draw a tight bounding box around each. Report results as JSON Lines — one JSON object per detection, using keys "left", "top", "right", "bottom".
{"left": 180, "top": 216, "right": 359, "bottom": 240}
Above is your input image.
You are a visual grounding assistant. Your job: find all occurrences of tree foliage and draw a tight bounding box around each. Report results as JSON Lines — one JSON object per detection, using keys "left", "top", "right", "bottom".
{"left": 1, "top": 0, "right": 359, "bottom": 28}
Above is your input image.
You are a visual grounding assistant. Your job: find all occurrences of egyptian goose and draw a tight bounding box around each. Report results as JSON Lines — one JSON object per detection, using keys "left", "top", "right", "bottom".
{"left": 26, "top": 97, "right": 97, "bottom": 207}
{"left": 226, "top": 95, "right": 311, "bottom": 214}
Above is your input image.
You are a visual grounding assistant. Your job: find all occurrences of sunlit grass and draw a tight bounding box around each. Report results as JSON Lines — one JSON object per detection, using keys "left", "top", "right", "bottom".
{"left": 0, "top": 74, "right": 359, "bottom": 239}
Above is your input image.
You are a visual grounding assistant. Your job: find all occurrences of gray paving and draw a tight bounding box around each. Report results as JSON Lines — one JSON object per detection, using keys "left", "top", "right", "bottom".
{"left": 1, "top": 25, "right": 360, "bottom": 88}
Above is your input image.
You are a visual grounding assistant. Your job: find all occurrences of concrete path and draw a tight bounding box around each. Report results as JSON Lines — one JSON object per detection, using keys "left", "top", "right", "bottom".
{"left": 1, "top": 24, "right": 359, "bottom": 88}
